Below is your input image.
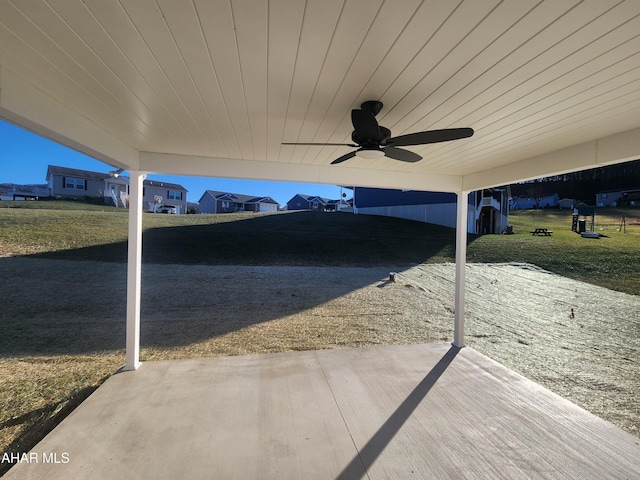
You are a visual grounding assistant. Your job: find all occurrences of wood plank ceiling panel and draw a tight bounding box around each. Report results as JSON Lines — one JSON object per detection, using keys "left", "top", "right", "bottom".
{"left": 279, "top": 0, "right": 345, "bottom": 163}
{"left": 194, "top": 0, "right": 251, "bottom": 160}
{"left": 415, "top": 1, "right": 639, "bottom": 170}
{"left": 410, "top": 0, "right": 636, "bottom": 172}
{"left": 454, "top": 80, "right": 640, "bottom": 175}
{"left": 374, "top": 1, "right": 501, "bottom": 128}
{"left": 344, "top": 0, "right": 505, "bottom": 172}
{"left": 374, "top": 0, "right": 574, "bottom": 172}
{"left": 351, "top": 0, "right": 461, "bottom": 114}
{"left": 294, "top": 0, "right": 383, "bottom": 165}
{"left": 387, "top": 2, "right": 567, "bottom": 171}
{"left": 320, "top": 0, "right": 464, "bottom": 171}
{"left": 0, "top": 0, "right": 157, "bottom": 148}
{"left": 82, "top": 0, "right": 200, "bottom": 156}
{"left": 155, "top": 0, "right": 233, "bottom": 159}
{"left": 381, "top": 0, "right": 504, "bottom": 135}
{"left": 46, "top": 0, "right": 185, "bottom": 151}
{"left": 424, "top": 48, "right": 640, "bottom": 171}
{"left": 265, "top": 0, "right": 307, "bottom": 163}
{"left": 465, "top": 1, "right": 631, "bottom": 130}
{"left": 432, "top": 31, "right": 640, "bottom": 171}
{"left": 231, "top": 0, "right": 269, "bottom": 161}
{"left": 119, "top": 0, "right": 217, "bottom": 157}
{"left": 302, "top": 0, "right": 425, "bottom": 166}
{"left": 387, "top": 1, "right": 552, "bottom": 140}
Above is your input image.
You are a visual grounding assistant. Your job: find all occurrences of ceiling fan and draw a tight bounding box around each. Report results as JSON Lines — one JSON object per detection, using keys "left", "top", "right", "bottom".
{"left": 282, "top": 101, "right": 474, "bottom": 164}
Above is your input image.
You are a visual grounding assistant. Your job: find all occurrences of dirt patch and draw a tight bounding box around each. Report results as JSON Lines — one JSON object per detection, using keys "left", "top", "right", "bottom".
{"left": 1, "top": 258, "right": 639, "bottom": 438}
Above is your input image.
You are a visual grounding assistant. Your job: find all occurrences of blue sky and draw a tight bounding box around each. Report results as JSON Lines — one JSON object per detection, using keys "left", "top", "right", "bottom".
{"left": 0, "top": 120, "right": 348, "bottom": 206}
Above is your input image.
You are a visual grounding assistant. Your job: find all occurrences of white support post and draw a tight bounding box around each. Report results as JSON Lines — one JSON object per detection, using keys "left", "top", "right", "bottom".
{"left": 453, "top": 191, "right": 469, "bottom": 348}
{"left": 124, "top": 171, "right": 145, "bottom": 370}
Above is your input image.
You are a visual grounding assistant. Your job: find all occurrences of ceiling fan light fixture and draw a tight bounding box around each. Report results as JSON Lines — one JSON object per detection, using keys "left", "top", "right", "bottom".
{"left": 356, "top": 148, "right": 385, "bottom": 159}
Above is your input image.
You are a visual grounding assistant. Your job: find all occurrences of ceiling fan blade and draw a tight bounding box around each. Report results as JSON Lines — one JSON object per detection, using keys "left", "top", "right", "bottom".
{"left": 351, "top": 109, "right": 382, "bottom": 143}
{"left": 330, "top": 151, "right": 357, "bottom": 165}
{"left": 383, "top": 146, "right": 422, "bottom": 163}
{"left": 282, "top": 142, "right": 358, "bottom": 147}
{"left": 389, "top": 127, "right": 474, "bottom": 146}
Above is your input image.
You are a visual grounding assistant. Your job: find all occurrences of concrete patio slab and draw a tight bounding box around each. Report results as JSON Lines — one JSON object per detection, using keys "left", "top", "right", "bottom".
{"left": 4, "top": 344, "right": 640, "bottom": 479}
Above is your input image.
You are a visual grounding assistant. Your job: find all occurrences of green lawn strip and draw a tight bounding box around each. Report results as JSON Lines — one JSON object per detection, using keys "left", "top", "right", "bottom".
{"left": 1, "top": 205, "right": 638, "bottom": 291}
{"left": 467, "top": 209, "right": 640, "bottom": 294}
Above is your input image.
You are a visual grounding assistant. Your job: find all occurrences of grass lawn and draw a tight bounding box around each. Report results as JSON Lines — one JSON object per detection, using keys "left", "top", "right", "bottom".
{"left": 0, "top": 201, "right": 638, "bottom": 470}
{"left": 467, "top": 208, "right": 640, "bottom": 294}
{"left": 2, "top": 201, "right": 638, "bottom": 293}
{"left": 0, "top": 202, "right": 459, "bottom": 265}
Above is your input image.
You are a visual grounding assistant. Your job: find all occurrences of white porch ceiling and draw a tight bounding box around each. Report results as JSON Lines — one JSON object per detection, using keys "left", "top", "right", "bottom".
{"left": 1, "top": 0, "right": 640, "bottom": 192}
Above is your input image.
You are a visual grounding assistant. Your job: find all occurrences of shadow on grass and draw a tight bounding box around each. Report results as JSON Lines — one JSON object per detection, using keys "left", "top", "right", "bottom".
{"left": 1, "top": 212, "right": 471, "bottom": 356}
{"left": 26, "top": 211, "right": 461, "bottom": 266}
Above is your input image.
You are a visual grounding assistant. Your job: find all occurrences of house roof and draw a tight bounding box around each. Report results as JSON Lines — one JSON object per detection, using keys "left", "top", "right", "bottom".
{"left": 596, "top": 188, "right": 640, "bottom": 194}
{"left": 143, "top": 179, "right": 188, "bottom": 192}
{"left": 47, "top": 165, "right": 110, "bottom": 182}
{"left": 200, "top": 190, "right": 278, "bottom": 205}
{"left": 3, "top": 2, "right": 640, "bottom": 193}
{"left": 289, "top": 194, "right": 333, "bottom": 205}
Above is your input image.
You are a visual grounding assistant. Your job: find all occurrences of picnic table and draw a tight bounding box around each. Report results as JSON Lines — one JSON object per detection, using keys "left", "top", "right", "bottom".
{"left": 530, "top": 228, "right": 553, "bottom": 236}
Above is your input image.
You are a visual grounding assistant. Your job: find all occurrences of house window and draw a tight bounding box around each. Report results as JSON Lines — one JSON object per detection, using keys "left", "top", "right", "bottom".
{"left": 222, "top": 201, "right": 230, "bottom": 208}
{"left": 168, "top": 190, "right": 182, "bottom": 200}
{"left": 64, "top": 177, "right": 85, "bottom": 190}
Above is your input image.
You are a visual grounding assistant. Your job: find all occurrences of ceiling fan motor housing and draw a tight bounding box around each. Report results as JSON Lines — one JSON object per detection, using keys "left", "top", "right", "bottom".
{"left": 360, "top": 100, "right": 384, "bottom": 116}
{"left": 351, "top": 125, "right": 390, "bottom": 148}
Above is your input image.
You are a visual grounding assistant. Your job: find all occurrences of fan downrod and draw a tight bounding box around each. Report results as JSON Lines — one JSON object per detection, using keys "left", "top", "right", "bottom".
{"left": 360, "top": 100, "right": 383, "bottom": 116}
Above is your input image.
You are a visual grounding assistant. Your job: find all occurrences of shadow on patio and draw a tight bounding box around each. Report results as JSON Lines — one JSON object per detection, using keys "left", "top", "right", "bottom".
{"left": 4, "top": 343, "right": 640, "bottom": 479}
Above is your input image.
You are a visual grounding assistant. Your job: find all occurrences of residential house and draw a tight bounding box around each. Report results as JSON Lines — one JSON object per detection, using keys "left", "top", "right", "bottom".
{"left": 144, "top": 179, "right": 188, "bottom": 213}
{"left": 596, "top": 189, "right": 624, "bottom": 207}
{"left": 286, "top": 194, "right": 334, "bottom": 211}
{"left": 198, "top": 190, "right": 279, "bottom": 214}
{"left": 509, "top": 193, "right": 559, "bottom": 209}
{"left": 326, "top": 198, "right": 350, "bottom": 211}
{"left": 46, "top": 165, "right": 188, "bottom": 212}
{"left": 558, "top": 198, "right": 576, "bottom": 209}
{"left": 352, "top": 187, "right": 509, "bottom": 234}
{"left": 596, "top": 188, "right": 640, "bottom": 207}
{"left": 621, "top": 189, "right": 640, "bottom": 206}
{"left": 47, "top": 165, "right": 110, "bottom": 199}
